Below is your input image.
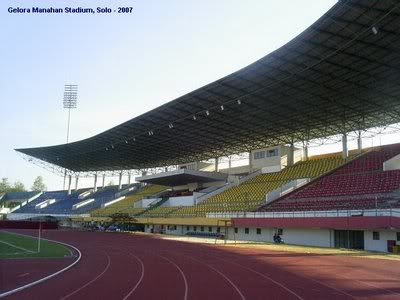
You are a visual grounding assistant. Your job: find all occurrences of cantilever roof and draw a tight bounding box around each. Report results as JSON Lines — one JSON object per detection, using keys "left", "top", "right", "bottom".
{"left": 16, "top": 0, "right": 400, "bottom": 172}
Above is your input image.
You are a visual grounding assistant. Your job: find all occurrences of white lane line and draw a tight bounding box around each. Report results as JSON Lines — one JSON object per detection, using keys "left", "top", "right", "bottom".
{"left": 0, "top": 233, "right": 82, "bottom": 299}
{"left": 0, "top": 240, "right": 35, "bottom": 253}
{"left": 157, "top": 254, "right": 188, "bottom": 300}
{"left": 59, "top": 252, "right": 111, "bottom": 300}
{"left": 188, "top": 256, "right": 245, "bottom": 300}
{"left": 323, "top": 270, "right": 400, "bottom": 297}
{"left": 122, "top": 253, "right": 145, "bottom": 300}
{"left": 217, "top": 257, "right": 304, "bottom": 300}
{"left": 204, "top": 249, "right": 356, "bottom": 300}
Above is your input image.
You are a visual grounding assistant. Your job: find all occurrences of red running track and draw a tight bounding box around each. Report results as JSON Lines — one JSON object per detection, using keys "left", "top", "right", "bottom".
{"left": 2, "top": 230, "right": 400, "bottom": 300}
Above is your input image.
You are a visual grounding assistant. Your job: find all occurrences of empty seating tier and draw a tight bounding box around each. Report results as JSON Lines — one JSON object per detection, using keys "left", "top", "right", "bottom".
{"left": 258, "top": 144, "right": 400, "bottom": 212}
{"left": 143, "top": 156, "right": 347, "bottom": 217}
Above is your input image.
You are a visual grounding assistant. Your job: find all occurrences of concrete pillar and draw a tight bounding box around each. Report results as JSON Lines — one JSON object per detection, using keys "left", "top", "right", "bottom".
{"left": 94, "top": 173, "right": 98, "bottom": 192}
{"left": 249, "top": 151, "right": 253, "bottom": 173}
{"left": 102, "top": 174, "right": 106, "bottom": 188}
{"left": 357, "top": 131, "right": 362, "bottom": 154}
{"left": 128, "top": 173, "right": 131, "bottom": 185}
{"left": 164, "top": 167, "right": 168, "bottom": 172}
{"left": 342, "top": 133, "right": 349, "bottom": 159}
{"left": 215, "top": 158, "right": 219, "bottom": 172}
{"left": 288, "top": 144, "right": 295, "bottom": 166}
{"left": 118, "top": 172, "right": 123, "bottom": 190}
{"left": 228, "top": 156, "right": 232, "bottom": 170}
{"left": 303, "top": 142, "right": 309, "bottom": 161}
{"left": 67, "top": 175, "right": 72, "bottom": 195}
{"left": 75, "top": 176, "right": 79, "bottom": 191}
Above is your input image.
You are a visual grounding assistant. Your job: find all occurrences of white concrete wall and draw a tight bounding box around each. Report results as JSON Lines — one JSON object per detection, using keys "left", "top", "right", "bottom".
{"left": 163, "top": 196, "right": 195, "bottom": 207}
{"left": 383, "top": 153, "right": 400, "bottom": 171}
{"left": 364, "top": 230, "right": 399, "bottom": 252}
{"left": 143, "top": 224, "right": 400, "bottom": 253}
{"left": 252, "top": 146, "right": 281, "bottom": 171}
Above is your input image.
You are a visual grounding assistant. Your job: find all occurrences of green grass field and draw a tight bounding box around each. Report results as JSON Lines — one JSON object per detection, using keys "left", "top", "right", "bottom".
{"left": 0, "top": 231, "right": 71, "bottom": 259}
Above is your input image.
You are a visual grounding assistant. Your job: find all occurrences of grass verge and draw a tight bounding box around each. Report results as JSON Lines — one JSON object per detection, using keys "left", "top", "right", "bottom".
{"left": 0, "top": 231, "right": 71, "bottom": 259}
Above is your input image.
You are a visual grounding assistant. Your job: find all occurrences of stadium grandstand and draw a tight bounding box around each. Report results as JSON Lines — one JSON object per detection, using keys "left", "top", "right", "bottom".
{"left": 4, "top": 0, "right": 400, "bottom": 254}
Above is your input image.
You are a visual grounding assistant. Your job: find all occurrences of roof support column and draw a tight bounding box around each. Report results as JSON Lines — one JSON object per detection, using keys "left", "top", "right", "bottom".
{"left": 228, "top": 156, "right": 232, "bottom": 170}
{"left": 215, "top": 158, "right": 219, "bottom": 172}
{"left": 102, "top": 174, "right": 106, "bottom": 188}
{"left": 128, "top": 173, "right": 131, "bottom": 185}
{"left": 342, "top": 133, "right": 348, "bottom": 159}
{"left": 67, "top": 175, "right": 72, "bottom": 195}
{"left": 118, "top": 171, "right": 123, "bottom": 190}
{"left": 75, "top": 176, "right": 79, "bottom": 192}
{"left": 303, "top": 141, "right": 309, "bottom": 161}
{"left": 94, "top": 173, "right": 98, "bottom": 192}
{"left": 357, "top": 131, "right": 362, "bottom": 154}
{"left": 288, "top": 143, "right": 295, "bottom": 166}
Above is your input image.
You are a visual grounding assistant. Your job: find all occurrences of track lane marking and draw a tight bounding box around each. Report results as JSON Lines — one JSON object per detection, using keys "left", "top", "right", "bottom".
{"left": 186, "top": 255, "right": 246, "bottom": 300}
{"left": 156, "top": 254, "right": 188, "bottom": 300}
{"left": 215, "top": 249, "right": 358, "bottom": 299}
{"left": 59, "top": 252, "right": 111, "bottom": 300}
{"left": 172, "top": 248, "right": 356, "bottom": 300}
{"left": 216, "top": 256, "right": 305, "bottom": 300}
{"left": 122, "top": 252, "right": 145, "bottom": 300}
{"left": 0, "top": 232, "right": 81, "bottom": 299}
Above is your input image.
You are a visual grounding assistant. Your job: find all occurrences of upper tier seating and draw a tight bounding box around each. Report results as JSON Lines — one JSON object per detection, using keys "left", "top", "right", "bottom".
{"left": 258, "top": 144, "right": 400, "bottom": 212}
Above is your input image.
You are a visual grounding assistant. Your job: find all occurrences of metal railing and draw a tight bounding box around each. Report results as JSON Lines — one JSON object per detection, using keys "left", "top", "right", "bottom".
{"left": 207, "top": 208, "right": 400, "bottom": 219}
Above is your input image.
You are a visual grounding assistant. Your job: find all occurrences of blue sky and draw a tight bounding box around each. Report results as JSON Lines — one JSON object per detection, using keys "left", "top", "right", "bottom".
{"left": 1, "top": 0, "right": 342, "bottom": 190}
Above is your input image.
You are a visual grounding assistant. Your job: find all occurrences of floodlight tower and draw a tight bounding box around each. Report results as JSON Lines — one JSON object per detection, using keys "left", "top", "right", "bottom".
{"left": 63, "top": 84, "right": 78, "bottom": 190}
{"left": 63, "top": 84, "right": 78, "bottom": 143}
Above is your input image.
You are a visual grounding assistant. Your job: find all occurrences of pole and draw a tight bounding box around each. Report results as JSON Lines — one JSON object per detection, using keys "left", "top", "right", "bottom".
{"left": 37, "top": 221, "right": 41, "bottom": 253}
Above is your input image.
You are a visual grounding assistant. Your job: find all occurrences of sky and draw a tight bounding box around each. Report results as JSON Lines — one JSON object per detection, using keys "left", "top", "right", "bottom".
{"left": 3, "top": 0, "right": 389, "bottom": 191}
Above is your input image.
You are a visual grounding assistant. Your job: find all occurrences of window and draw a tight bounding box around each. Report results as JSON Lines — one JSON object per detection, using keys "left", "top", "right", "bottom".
{"left": 161, "top": 225, "right": 164, "bottom": 229}
{"left": 245, "top": 228, "right": 249, "bottom": 234}
{"left": 186, "top": 226, "right": 190, "bottom": 231}
{"left": 256, "top": 228, "right": 261, "bottom": 235}
{"left": 277, "top": 228, "right": 283, "bottom": 235}
{"left": 208, "top": 226, "right": 212, "bottom": 232}
{"left": 267, "top": 149, "right": 278, "bottom": 157}
{"left": 397, "top": 232, "right": 400, "bottom": 241}
{"left": 217, "top": 227, "right": 220, "bottom": 233}
{"left": 193, "top": 226, "right": 197, "bottom": 232}
{"left": 201, "top": 226, "right": 204, "bottom": 232}
{"left": 254, "top": 151, "right": 265, "bottom": 160}
{"left": 373, "top": 231, "right": 380, "bottom": 240}
{"left": 174, "top": 225, "right": 177, "bottom": 230}
{"left": 234, "top": 227, "right": 238, "bottom": 234}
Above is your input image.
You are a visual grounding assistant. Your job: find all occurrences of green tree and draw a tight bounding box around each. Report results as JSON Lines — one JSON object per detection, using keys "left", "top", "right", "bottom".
{"left": 0, "top": 178, "right": 11, "bottom": 193}
{"left": 0, "top": 178, "right": 26, "bottom": 193}
{"left": 11, "top": 181, "right": 26, "bottom": 192}
{"left": 31, "top": 176, "right": 47, "bottom": 192}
